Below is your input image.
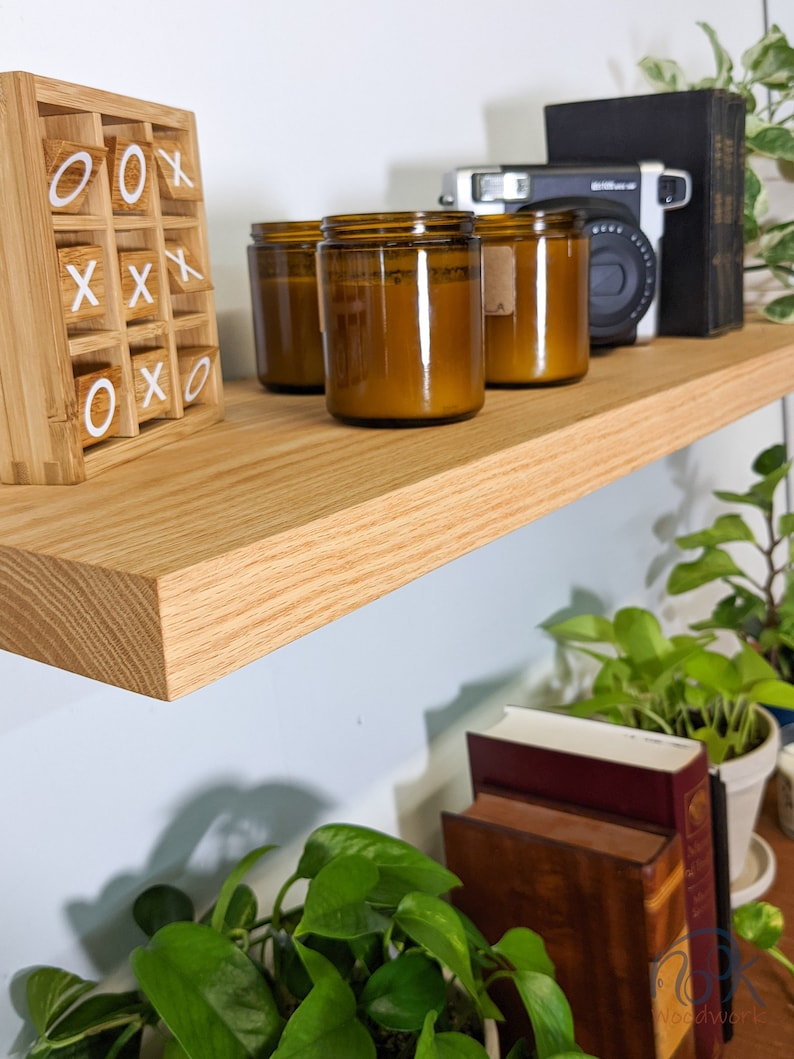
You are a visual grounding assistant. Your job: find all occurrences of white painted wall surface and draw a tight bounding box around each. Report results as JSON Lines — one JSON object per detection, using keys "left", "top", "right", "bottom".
{"left": 0, "top": 1, "right": 791, "bottom": 1053}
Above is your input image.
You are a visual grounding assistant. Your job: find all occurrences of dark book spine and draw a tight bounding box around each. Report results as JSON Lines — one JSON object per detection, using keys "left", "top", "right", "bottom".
{"left": 726, "top": 95, "right": 747, "bottom": 327}
{"left": 710, "top": 770, "right": 734, "bottom": 1041}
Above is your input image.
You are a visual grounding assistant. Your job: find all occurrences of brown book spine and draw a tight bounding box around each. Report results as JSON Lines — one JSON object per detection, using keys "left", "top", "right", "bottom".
{"left": 442, "top": 794, "right": 697, "bottom": 1059}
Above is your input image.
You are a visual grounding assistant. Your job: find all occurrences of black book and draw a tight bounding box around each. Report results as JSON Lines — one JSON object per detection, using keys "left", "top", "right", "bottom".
{"left": 544, "top": 89, "right": 745, "bottom": 338}
{"left": 710, "top": 769, "right": 734, "bottom": 1042}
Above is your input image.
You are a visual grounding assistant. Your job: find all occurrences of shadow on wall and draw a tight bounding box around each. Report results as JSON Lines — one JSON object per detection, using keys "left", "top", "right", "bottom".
{"left": 647, "top": 446, "right": 718, "bottom": 610}
{"left": 385, "top": 162, "right": 459, "bottom": 212}
{"left": 385, "top": 443, "right": 747, "bottom": 870}
{"left": 482, "top": 91, "right": 549, "bottom": 162}
{"left": 9, "top": 779, "right": 330, "bottom": 1054}
{"left": 391, "top": 669, "right": 524, "bottom": 864}
{"left": 383, "top": 87, "right": 553, "bottom": 214}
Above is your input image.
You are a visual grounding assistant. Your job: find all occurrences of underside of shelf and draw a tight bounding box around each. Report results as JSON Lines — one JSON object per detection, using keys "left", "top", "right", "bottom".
{"left": 0, "top": 319, "right": 792, "bottom": 700}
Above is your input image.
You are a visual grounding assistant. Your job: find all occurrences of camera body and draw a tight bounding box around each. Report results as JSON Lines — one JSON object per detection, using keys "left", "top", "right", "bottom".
{"left": 439, "top": 161, "right": 691, "bottom": 346}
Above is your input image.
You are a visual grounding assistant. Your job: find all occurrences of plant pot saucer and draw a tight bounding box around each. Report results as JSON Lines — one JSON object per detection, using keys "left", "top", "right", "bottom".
{"left": 730, "top": 832, "right": 776, "bottom": 908}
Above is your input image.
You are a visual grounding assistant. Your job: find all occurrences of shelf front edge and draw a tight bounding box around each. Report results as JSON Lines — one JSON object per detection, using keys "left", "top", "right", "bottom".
{"left": 155, "top": 339, "right": 794, "bottom": 700}
{"left": 2, "top": 325, "right": 794, "bottom": 701}
{"left": 0, "top": 547, "right": 168, "bottom": 698}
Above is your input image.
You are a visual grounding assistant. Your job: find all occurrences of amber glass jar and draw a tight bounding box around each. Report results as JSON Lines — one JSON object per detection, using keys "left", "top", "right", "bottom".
{"left": 247, "top": 220, "right": 324, "bottom": 392}
{"left": 317, "top": 211, "right": 483, "bottom": 425}
{"left": 477, "top": 210, "right": 590, "bottom": 386}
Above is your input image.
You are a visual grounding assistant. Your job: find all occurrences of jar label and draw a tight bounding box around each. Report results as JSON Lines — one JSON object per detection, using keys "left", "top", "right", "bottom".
{"left": 482, "top": 245, "right": 515, "bottom": 316}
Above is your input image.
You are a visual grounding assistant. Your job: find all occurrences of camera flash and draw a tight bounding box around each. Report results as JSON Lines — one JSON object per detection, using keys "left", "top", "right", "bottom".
{"left": 474, "top": 170, "right": 531, "bottom": 203}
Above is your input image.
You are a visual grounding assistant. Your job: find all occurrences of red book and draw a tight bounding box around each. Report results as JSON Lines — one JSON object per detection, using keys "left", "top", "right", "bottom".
{"left": 466, "top": 707, "right": 724, "bottom": 1059}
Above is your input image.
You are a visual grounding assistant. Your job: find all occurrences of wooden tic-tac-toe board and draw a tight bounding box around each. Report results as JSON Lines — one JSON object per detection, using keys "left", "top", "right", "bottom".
{"left": 0, "top": 71, "right": 224, "bottom": 485}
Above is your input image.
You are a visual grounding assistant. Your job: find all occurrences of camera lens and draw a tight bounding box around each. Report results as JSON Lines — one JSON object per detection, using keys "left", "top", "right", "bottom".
{"left": 586, "top": 219, "right": 656, "bottom": 345}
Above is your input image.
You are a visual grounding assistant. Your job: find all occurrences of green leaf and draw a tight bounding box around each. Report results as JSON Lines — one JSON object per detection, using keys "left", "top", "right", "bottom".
{"left": 758, "top": 221, "right": 794, "bottom": 263}
{"left": 426, "top": 1033, "right": 490, "bottom": 1058}
{"left": 359, "top": 950, "right": 446, "bottom": 1031}
{"left": 725, "top": 461, "right": 789, "bottom": 508}
{"left": 210, "top": 845, "right": 276, "bottom": 935}
{"left": 637, "top": 56, "right": 689, "bottom": 92}
{"left": 667, "top": 549, "right": 745, "bottom": 595}
{"left": 394, "top": 892, "right": 479, "bottom": 1001}
{"left": 270, "top": 931, "right": 314, "bottom": 1001}
{"left": 746, "top": 122, "right": 794, "bottom": 162}
{"left": 510, "top": 971, "right": 579, "bottom": 1059}
{"left": 754, "top": 443, "right": 789, "bottom": 477}
{"left": 742, "top": 25, "right": 794, "bottom": 88}
{"left": 163, "top": 1040, "right": 190, "bottom": 1059}
{"left": 433, "top": 1036, "right": 490, "bottom": 1058}
{"left": 734, "top": 643, "right": 780, "bottom": 684}
{"left": 613, "top": 607, "right": 671, "bottom": 665}
{"left": 733, "top": 901, "right": 784, "bottom": 949}
{"left": 504, "top": 1044, "right": 530, "bottom": 1059}
{"left": 697, "top": 22, "right": 734, "bottom": 87}
{"left": 293, "top": 941, "right": 345, "bottom": 988}
{"left": 683, "top": 649, "right": 740, "bottom": 695}
{"left": 748, "top": 678, "right": 794, "bottom": 707}
{"left": 30, "top": 1025, "right": 144, "bottom": 1059}
{"left": 762, "top": 293, "right": 794, "bottom": 324}
{"left": 712, "top": 489, "right": 770, "bottom": 513}
{"left": 491, "top": 928, "right": 556, "bottom": 978}
{"left": 543, "top": 613, "right": 615, "bottom": 646}
{"left": 745, "top": 164, "right": 764, "bottom": 238}
{"left": 675, "top": 514, "right": 756, "bottom": 550}
{"left": 415, "top": 1011, "right": 491, "bottom": 1059}
{"left": 134, "top": 885, "right": 195, "bottom": 938}
{"left": 296, "top": 824, "right": 459, "bottom": 905}
{"left": 203, "top": 884, "right": 258, "bottom": 933}
{"left": 567, "top": 692, "right": 644, "bottom": 723}
{"left": 690, "top": 726, "right": 733, "bottom": 766}
{"left": 45, "top": 991, "right": 146, "bottom": 1041}
{"left": 25, "top": 968, "right": 97, "bottom": 1036}
{"left": 130, "top": 921, "right": 283, "bottom": 1059}
{"left": 693, "top": 590, "right": 764, "bottom": 636}
{"left": 295, "top": 854, "right": 388, "bottom": 940}
{"left": 271, "top": 974, "right": 375, "bottom": 1059}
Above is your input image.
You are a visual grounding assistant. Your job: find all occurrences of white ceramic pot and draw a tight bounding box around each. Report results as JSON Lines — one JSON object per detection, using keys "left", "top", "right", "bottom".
{"left": 720, "top": 705, "right": 780, "bottom": 881}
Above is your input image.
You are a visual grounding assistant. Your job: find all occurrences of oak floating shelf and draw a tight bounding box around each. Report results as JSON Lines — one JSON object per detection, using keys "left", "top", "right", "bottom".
{"left": 0, "top": 319, "right": 792, "bottom": 700}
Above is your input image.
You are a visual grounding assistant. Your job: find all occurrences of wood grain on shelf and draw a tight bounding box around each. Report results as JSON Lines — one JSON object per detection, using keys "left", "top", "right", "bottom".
{"left": 0, "top": 320, "right": 792, "bottom": 700}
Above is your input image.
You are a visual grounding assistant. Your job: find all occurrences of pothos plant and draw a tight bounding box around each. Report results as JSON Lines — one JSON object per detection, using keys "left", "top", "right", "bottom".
{"left": 639, "top": 21, "right": 794, "bottom": 322}
{"left": 666, "top": 443, "right": 794, "bottom": 682}
{"left": 22, "top": 823, "right": 595, "bottom": 1059}
{"left": 733, "top": 900, "right": 794, "bottom": 982}
{"left": 543, "top": 605, "right": 794, "bottom": 764}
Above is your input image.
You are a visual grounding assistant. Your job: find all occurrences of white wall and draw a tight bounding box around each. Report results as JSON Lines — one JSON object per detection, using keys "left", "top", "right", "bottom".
{"left": 1, "top": 1, "right": 790, "bottom": 1053}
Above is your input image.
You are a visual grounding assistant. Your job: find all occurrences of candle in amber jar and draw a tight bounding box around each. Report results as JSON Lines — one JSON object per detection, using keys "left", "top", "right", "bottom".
{"left": 247, "top": 220, "right": 325, "bottom": 393}
{"left": 477, "top": 210, "right": 589, "bottom": 386}
{"left": 317, "top": 211, "right": 484, "bottom": 425}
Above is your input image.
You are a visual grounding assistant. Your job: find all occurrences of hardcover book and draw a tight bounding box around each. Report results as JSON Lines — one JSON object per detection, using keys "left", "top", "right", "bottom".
{"left": 466, "top": 707, "right": 725, "bottom": 1059}
{"left": 544, "top": 89, "right": 746, "bottom": 337}
{"left": 442, "top": 791, "right": 696, "bottom": 1059}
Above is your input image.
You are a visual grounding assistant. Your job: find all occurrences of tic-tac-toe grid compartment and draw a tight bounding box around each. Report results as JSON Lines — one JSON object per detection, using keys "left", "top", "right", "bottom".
{"left": 0, "top": 71, "right": 224, "bottom": 484}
